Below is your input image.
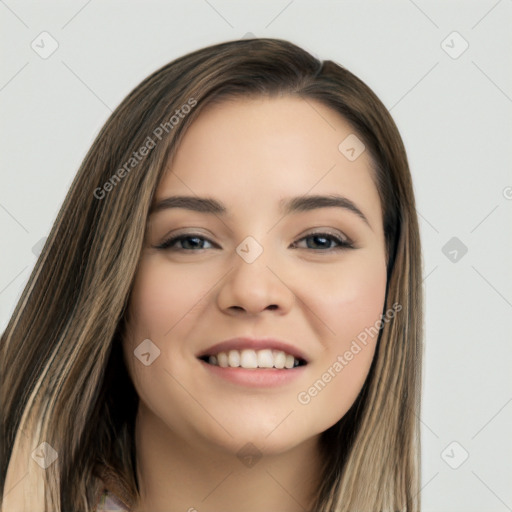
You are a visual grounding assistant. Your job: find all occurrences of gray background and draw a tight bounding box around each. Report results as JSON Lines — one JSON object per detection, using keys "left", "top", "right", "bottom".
{"left": 1, "top": 1, "right": 511, "bottom": 510}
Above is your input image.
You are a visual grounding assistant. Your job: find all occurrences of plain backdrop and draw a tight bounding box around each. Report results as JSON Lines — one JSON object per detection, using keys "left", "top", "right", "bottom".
{"left": 1, "top": 1, "right": 511, "bottom": 511}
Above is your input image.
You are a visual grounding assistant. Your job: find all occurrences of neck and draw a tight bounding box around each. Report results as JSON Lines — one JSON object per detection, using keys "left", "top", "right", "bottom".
{"left": 131, "top": 403, "right": 324, "bottom": 512}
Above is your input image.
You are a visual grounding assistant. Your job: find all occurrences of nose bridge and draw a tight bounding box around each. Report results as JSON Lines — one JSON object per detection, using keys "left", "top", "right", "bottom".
{"left": 231, "top": 233, "right": 277, "bottom": 293}
{"left": 217, "top": 233, "right": 294, "bottom": 314}
{"left": 235, "top": 235, "right": 266, "bottom": 266}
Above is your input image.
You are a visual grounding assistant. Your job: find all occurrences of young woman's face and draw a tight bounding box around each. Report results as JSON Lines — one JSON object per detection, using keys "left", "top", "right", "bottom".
{"left": 123, "top": 96, "right": 387, "bottom": 456}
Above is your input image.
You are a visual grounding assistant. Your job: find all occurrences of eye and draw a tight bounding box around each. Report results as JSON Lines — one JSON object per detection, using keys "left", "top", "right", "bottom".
{"left": 154, "top": 230, "right": 354, "bottom": 252}
{"left": 291, "top": 231, "right": 354, "bottom": 251}
{"left": 155, "top": 234, "right": 217, "bottom": 251}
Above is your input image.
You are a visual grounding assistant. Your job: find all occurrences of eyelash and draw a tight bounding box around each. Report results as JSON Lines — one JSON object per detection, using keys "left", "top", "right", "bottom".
{"left": 154, "top": 231, "right": 354, "bottom": 252}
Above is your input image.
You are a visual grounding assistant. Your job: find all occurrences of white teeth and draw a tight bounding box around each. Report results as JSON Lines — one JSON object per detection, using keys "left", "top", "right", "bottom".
{"left": 273, "top": 350, "right": 286, "bottom": 369}
{"left": 240, "top": 349, "right": 258, "bottom": 368}
{"left": 217, "top": 352, "right": 229, "bottom": 368}
{"left": 206, "top": 348, "right": 302, "bottom": 369}
{"left": 257, "top": 349, "right": 274, "bottom": 368}
{"left": 228, "top": 350, "right": 240, "bottom": 367}
{"left": 285, "top": 354, "right": 295, "bottom": 369}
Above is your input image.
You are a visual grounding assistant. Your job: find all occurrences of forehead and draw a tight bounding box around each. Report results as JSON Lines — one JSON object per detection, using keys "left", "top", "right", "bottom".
{"left": 154, "top": 95, "right": 382, "bottom": 229}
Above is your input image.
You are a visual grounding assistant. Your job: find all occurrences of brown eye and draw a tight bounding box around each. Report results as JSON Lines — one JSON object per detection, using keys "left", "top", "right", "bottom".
{"left": 154, "top": 231, "right": 354, "bottom": 252}
{"left": 155, "top": 234, "right": 217, "bottom": 251}
{"left": 292, "top": 232, "right": 354, "bottom": 251}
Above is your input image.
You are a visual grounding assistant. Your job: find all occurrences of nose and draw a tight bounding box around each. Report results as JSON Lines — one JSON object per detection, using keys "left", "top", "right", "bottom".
{"left": 216, "top": 241, "right": 296, "bottom": 316}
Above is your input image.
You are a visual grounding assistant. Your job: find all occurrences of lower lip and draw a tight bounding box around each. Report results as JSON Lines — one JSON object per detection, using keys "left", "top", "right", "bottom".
{"left": 198, "top": 359, "right": 307, "bottom": 388}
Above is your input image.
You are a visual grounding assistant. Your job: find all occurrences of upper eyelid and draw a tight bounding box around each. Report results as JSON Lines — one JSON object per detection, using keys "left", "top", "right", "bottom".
{"left": 159, "top": 225, "right": 351, "bottom": 239}
{"left": 161, "top": 229, "right": 350, "bottom": 241}
{"left": 156, "top": 230, "right": 353, "bottom": 249}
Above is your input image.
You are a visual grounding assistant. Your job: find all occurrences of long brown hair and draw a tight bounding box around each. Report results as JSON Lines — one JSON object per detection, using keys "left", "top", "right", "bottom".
{"left": 0, "top": 38, "right": 422, "bottom": 511}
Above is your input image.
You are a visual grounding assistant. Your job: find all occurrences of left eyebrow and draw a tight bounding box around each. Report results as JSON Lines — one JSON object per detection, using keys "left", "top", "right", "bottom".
{"left": 149, "top": 193, "right": 372, "bottom": 230}
{"left": 279, "top": 194, "right": 372, "bottom": 229}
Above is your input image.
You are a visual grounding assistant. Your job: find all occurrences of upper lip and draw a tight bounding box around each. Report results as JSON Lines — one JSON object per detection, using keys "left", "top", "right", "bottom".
{"left": 196, "top": 337, "right": 309, "bottom": 363}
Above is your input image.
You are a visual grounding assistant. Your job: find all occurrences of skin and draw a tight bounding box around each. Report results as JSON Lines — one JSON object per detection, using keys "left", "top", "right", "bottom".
{"left": 122, "top": 95, "right": 388, "bottom": 512}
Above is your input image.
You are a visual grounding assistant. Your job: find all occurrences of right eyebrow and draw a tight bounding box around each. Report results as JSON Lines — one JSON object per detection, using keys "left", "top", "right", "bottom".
{"left": 149, "top": 193, "right": 372, "bottom": 230}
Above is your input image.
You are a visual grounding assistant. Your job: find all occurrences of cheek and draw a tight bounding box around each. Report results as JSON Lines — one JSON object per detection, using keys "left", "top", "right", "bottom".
{"left": 304, "top": 252, "right": 388, "bottom": 347}
{"left": 125, "top": 258, "right": 211, "bottom": 339}
{"left": 121, "top": 259, "right": 214, "bottom": 426}
{"left": 295, "top": 254, "right": 387, "bottom": 428}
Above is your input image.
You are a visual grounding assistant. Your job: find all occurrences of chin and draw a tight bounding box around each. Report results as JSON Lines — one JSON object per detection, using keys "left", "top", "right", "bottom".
{"left": 209, "top": 420, "right": 313, "bottom": 457}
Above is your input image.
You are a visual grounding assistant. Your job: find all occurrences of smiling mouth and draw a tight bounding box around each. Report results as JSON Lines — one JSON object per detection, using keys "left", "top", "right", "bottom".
{"left": 198, "top": 348, "right": 307, "bottom": 369}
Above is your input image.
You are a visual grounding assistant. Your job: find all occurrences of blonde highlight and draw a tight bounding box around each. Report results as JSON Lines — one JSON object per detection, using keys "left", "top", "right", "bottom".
{"left": 1, "top": 38, "right": 422, "bottom": 511}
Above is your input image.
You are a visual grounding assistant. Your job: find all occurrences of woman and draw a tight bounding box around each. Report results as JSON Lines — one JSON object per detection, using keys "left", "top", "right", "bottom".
{"left": 0, "top": 38, "right": 423, "bottom": 511}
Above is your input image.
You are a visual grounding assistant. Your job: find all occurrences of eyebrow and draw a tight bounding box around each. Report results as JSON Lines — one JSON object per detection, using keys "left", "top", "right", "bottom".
{"left": 149, "top": 194, "right": 372, "bottom": 229}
